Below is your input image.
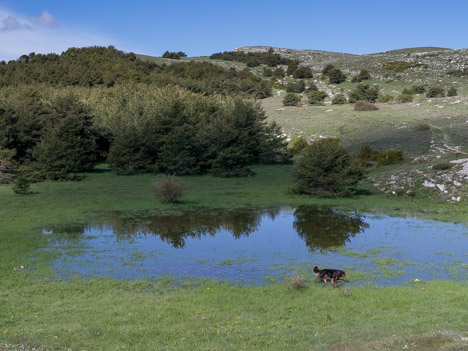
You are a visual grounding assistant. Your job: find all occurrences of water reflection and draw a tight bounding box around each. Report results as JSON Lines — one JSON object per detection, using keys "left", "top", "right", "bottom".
{"left": 293, "top": 206, "right": 369, "bottom": 251}
{"left": 88, "top": 206, "right": 367, "bottom": 251}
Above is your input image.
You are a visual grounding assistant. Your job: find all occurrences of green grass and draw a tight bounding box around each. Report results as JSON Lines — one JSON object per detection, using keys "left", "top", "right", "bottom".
{"left": 1, "top": 279, "right": 467, "bottom": 350}
{"left": 1, "top": 165, "right": 467, "bottom": 350}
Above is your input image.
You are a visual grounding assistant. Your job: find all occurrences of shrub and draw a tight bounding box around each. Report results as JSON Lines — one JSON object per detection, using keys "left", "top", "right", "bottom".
{"left": 322, "top": 64, "right": 335, "bottom": 76}
{"left": 308, "top": 90, "right": 328, "bottom": 105}
{"left": 351, "top": 69, "right": 371, "bottom": 83}
{"left": 378, "top": 94, "right": 393, "bottom": 103}
{"left": 286, "top": 80, "right": 305, "bottom": 93}
{"left": 273, "top": 67, "right": 285, "bottom": 77}
{"left": 328, "top": 68, "right": 346, "bottom": 84}
{"left": 306, "top": 82, "right": 318, "bottom": 91}
{"left": 447, "top": 87, "right": 457, "bottom": 97}
{"left": 382, "top": 61, "right": 422, "bottom": 72}
{"left": 376, "top": 150, "right": 404, "bottom": 166}
{"left": 354, "top": 101, "right": 379, "bottom": 111}
{"left": 432, "top": 161, "right": 452, "bottom": 171}
{"left": 162, "top": 51, "right": 187, "bottom": 59}
{"left": 349, "top": 84, "right": 379, "bottom": 103}
{"left": 151, "top": 176, "right": 187, "bottom": 203}
{"left": 291, "top": 137, "right": 309, "bottom": 155}
{"left": 426, "top": 87, "right": 445, "bottom": 98}
{"left": 12, "top": 176, "right": 31, "bottom": 194}
{"left": 410, "top": 84, "right": 426, "bottom": 94}
{"left": 415, "top": 123, "right": 430, "bottom": 131}
{"left": 358, "top": 142, "right": 378, "bottom": 162}
{"left": 287, "top": 275, "right": 306, "bottom": 291}
{"left": 332, "top": 94, "right": 348, "bottom": 105}
{"left": 263, "top": 68, "right": 273, "bottom": 77}
{"left": 396, "top": 93, "right": 413, "bottom": 103}
{"left": 290, "top": 138, "right": 366, "bottom": 197}
{"left": 283, "top": 92, "right": 302, "bottom": 106}
{"left": 293, "top": 66, "right": 313, "bottom": 79}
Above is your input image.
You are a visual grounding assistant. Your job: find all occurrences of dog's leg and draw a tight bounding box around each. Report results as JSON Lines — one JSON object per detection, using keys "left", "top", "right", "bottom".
{"left": 323, "top": 278, "right": 327, "bottom": 285}
{"left": 331, "top": 278, "right": 335, "bottom": 285}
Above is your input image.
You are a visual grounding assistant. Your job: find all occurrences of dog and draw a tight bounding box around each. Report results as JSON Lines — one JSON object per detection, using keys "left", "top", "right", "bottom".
{"left": 313, "top": 266, "right": 346, "bottom": 285}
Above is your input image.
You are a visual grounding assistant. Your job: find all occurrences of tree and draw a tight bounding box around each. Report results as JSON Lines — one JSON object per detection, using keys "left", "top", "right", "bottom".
{"left": 351, "top": 69, "right": 371, "bottom": 83}
{"left": 0, "top": 147, "right": 17, "bottom": 183}
{"left": 283, "top": 92, "right": 301, "bottom": 106}
{"left": 328, "top": 68, "right": 346, "bottom": 84}
{"left": 308, "top": 90, "right": 328, "bottom": 105}
{"left": 293, "top": 66, "right": 313, "bottom": 79}
{"left": 348, "top": 84, "right": 379, "bottom": 103}
{"left": 32, "top": 94, "right": 95, "bottom": 179}
{"left": 290, "top": 138, "right": 365, "bottom": 197}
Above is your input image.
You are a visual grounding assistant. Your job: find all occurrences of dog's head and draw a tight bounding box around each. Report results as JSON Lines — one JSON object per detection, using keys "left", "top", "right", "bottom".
{"left": 313, "top": 266, "right": 320, "bottom": 275}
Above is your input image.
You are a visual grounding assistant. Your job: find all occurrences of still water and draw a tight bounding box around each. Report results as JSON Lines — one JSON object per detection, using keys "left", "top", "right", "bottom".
{"left": 46, "top": 206, "right": 468, "bottom": 285}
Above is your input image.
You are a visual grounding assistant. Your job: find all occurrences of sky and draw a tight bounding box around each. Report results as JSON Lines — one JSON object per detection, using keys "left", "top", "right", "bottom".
{"left": 1, "top": 0, "right": 467, "bottom": 61}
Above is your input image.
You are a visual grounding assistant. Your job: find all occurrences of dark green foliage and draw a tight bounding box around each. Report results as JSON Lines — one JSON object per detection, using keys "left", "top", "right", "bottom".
{"left": 332, "top": 94, "right": 348, "bottom": 105}
{"left": 382, "top": 61, "right": 422, "bottom": 72}
{"left": 327, "top": 68, "right": 347, "bottom": 84}
{"left": 308, "top": 90, "right": 328, "bottom": 105}
{"left": 162, "top": 51, "right": 187, "bottom": 59}
{"left": 396, "top": 93, "right": 413, "bottom": 103}
{"left": 291, "top": 138, "right": 365, "bottom": 197}
{"left": 293, "top": 66, "right": 313, "bottom": 79}
{"left": 378, "top": 94, "right": 393, "bottom": 103}
{"left": 283, "top": 93, "right": 302, "bottom": 106}
{"left": 263, "top": 68, "right": 273, "bottom": 77}
{"left": 322, "top": 64, "right": 335, "bottom": 76}
{"left": 32, "top": 95, "right": 96, "bottom": 179}
{"left": 349, "top": 84, "right": 379, "bottom": 103}
{"left": 447, "top": 87, "right": 457, "bottom": 97}
{"left": 12, "top": 176, "right": 31, "bottom": 194}
{"left": 151, "top": 176, "right": 187, "bottom": 203}
{"left": 0, "top": 147, "right": 17, "bottom": 182}
{"left": 358, "top": 142, "right": 378, "bottom": 162}
{"left": 272, "top": 67, "right": 285, "bottom": 77}
{"left": 258, "top": 121, "right": 291, "bottom": 165}
{"left": 410, "top": 85, "right": 426, "bottom": 94}
{"left": 354, "top": 101, "right": 379, "bottom": 111}
{"left": 286, "top": 80, "right": 305, "bottom": 93}
{"left": 291, "top": 137, "right": 309, "bottom": 155}
{"left": 376, "top": 149, "right": 404, "bottom": 166}
{"left": 426, "top": 87, "right": 445, "bottom": 98}
{"left": 307, "top": 82, "right": 318, "bottom": 91}
{"left": 351, "top": 70, "right": 371, "bottom": 83}
{"left": 286, "top": 61, "right": 299, "bottom": 76}
{"left": 432, "top": 161, "right": 452, "bottom": 171}
{"left": 210, "top": 48, "right": 295, "bottom": 67}
{"left": 0, "top": 47, "right": 271, "bottom": 99}
{"left": 0, "top": 87, "right": 51, "bottom": 162}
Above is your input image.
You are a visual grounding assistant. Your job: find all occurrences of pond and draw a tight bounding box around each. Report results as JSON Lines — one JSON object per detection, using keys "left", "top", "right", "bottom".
{"left": 44, "top": 206, "right": 468, "bottom": 286}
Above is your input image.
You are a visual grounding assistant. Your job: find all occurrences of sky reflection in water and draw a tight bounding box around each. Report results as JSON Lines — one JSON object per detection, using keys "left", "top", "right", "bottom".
{"left": 48, "top": 206, "right": 468, "bottom": 286}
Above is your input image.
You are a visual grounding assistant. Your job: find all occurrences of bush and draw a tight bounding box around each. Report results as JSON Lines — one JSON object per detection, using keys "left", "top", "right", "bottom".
{"left": 328, "top": 68, "right": 346, "bottom": 84}
{"left": 426, "top": 87, "right": 445, "bottom": 98}
{"left": 410, "top": 85, "right": 426, "bottom": 94}
{"left": 286, "top": 80, "right": 305, "bottom": 93}
{"left": 351, "top": 69, "right": 371, "bottom": 83}
{"left": 293, "top": 66, "right": 313, "bottom": 79}
{"left": 354, "top": 101, "right": 379, "bottom": 111}
{"left": 376, "top": 150, "right": 403, "bottom": 166}
{"left": 291, "top": 137, "right": 309, "bottom": 155}
{"left": 332, "top": 94, "right": 348, "bottom": 105}
{"left": 415, "top": 123, "right": 430, "bottom": 131}
{"left": 287, "top": 275, "right": 306, "bottom": 291}
{"left": 308, "top": 90, "right": 328, "bottom": 105}
{"left": 322, "top": 64, "right": 335, "bottom": 76}
{"left": 378, "top": 94, "right": 393, "bottom": 103}
{"left": 263, "top": 68, "right": 273, "bottom": 77}
{"left": 272, "top": 67, "right": 285, "bottom": 77}
{"left": 382, "top": 61, "right": 422, "bottom": 72}
{"left": 12, "top": 176, "right": 31, "bottom": 194}
{"left": 432, "top": 161, "right": 452, "bottom": 171}
{"left": 283, "top": 92, "right": 302, "bottom": 106}
{"left": 290, "top": 138, "right": 365, "bottom": 197}
{"left": 162, "top": 51, "right": 187, "bottom": 59}
{"left": 358, "top": 142, "right": 378, "bottom": 162}
{"left": 396, "top": 93, "right": 413, "bottom": 103}
{"left": 349, "top": 84, "right": 379, "bottom": 103}
{"left": 447, "top": 87, "right": 457, "bottom": 97}
{"left": 151, "top": 176, "right": 187, "bottom": 203}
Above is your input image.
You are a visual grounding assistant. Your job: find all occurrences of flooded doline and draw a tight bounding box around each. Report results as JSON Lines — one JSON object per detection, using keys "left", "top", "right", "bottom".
{"left": 44, "top": 206, "right": 468, "bottom": 285}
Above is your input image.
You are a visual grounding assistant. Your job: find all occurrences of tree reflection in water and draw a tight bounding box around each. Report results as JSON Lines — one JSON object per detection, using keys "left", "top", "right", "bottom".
{"left": 293, "top": 205, "right": 369, "bottom": 251}
{"left": 92, "top": 206, "right": 367, "bottom": 251}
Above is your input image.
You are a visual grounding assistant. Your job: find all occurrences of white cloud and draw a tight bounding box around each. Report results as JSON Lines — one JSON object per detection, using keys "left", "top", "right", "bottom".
{"left": 0, "top": 7, "right": 116, "bottom": 61}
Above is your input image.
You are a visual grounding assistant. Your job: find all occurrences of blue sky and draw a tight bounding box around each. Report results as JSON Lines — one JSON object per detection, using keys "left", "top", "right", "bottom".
{"left": 1, "top": 0, "right": 467, "bottom": 61}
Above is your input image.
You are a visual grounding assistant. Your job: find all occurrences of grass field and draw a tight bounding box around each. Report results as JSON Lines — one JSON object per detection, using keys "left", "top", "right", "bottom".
{"left": 1, "top": 164, "right": 467, "bottom": 350}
